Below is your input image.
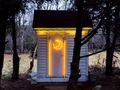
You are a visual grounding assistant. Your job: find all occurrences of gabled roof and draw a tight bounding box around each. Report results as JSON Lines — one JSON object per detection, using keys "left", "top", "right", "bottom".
{"left": 33, "top": 10, "right": 92, "bottom": 28}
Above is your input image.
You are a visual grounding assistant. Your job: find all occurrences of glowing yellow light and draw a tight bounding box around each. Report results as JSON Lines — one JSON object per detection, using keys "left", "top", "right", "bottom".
{"left": 52, "top": 38, "right": 63, "bottom": 50}
{"left": 48, "top": 37, "right": 67, "bottom": 78}
{"left": 35, "top": 27, "right": 92, "bottom": 78}
{"left": 34, "top": 27, "right": 91, "bottom": 36}
{"left": 63, "top": 39, "right": 67, "bottom": 78}
{"left": 48, "top": 39, "right": 52, "bottom": 77}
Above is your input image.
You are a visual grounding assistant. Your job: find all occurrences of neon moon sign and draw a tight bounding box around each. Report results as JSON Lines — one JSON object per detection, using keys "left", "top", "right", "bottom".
{"left": 52, "top": 38, "right": 63, "bottom": 50}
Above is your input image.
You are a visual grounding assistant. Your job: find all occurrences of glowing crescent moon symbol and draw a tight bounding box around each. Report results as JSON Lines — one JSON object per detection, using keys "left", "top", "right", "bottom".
{"left": 53, "top": 38, "right": 63, "bottom": 50}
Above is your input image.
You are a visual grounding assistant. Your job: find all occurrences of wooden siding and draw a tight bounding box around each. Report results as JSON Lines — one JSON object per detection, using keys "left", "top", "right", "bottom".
{"left": 37, "top": 35, "right": 88, "bottom": 81}
{"left": 66, "top": 36, "right": 88, "bottom": 79}
{"left": 37, "top": 36, "right": 48, "bottom": 77}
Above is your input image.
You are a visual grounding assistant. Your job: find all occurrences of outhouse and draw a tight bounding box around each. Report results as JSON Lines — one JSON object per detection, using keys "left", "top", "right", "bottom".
{"left": 32, "top": 10, "right": 92, "bottom": 82}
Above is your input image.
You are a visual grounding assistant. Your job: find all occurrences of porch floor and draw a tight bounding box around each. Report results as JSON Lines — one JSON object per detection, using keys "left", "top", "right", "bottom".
{"left": 30, "top": 72, "right": 88, "bottom": 83}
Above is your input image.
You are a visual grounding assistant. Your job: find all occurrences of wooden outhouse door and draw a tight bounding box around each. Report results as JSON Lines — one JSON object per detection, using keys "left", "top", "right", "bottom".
{"left": 52, "top": 41, "right": 63, "bottom": 77}
{"left": 48, "top": 34, "right": 66, "bottom": 78}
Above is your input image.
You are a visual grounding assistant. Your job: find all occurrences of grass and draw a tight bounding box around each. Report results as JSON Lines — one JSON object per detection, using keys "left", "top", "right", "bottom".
{"left": 1, "top": 53, "right": 120, "bottom": 90}
{"left": 2, "top": 52, "right": 120, "bottom": 79}
{"left": 89, "top": 51, "right": 120, "bottom": 68}
{"left": 2, "top": 54, "right": 37, "bottom": 79}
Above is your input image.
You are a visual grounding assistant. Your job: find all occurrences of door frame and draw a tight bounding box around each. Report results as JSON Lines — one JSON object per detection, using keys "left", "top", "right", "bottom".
{"left": 47, "top": 33, "right": 67, "bottom": 78}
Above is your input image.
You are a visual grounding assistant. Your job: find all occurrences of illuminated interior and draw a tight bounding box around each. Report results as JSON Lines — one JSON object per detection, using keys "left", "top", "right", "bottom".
{"left": 34, "top": 27, "right": 91, "bottom": 78}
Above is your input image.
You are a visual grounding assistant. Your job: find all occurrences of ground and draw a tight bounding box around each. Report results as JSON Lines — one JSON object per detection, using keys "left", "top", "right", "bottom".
{"left": 1, "top": 53, "right": 120, "bottom": 90}
{"left": 1, "top": 73, "right": 120, "bottom": 90}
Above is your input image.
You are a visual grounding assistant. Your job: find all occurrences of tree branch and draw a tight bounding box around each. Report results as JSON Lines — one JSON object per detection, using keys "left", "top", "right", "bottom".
{"left": 80, "top": 48, "right": 106, "bottom": 58}
{"left": 81, "top": 15, "right": 105, "bottom": 46}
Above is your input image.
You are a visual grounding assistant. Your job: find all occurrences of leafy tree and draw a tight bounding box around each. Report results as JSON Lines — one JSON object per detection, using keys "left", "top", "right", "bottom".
{"left": 0, "top": 0, "right": 30, "bottom": 81}
{"left": 9, "top": 0, "right": 29, "bottom": 80}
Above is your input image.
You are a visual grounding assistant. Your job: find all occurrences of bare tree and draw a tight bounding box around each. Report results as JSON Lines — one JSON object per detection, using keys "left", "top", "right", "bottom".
{"left": 0, "top": 17, "right": 7, "bottom": 87}
{"left": 105, "top": 0, "right": 120, "bottom": 75}
{"left": 67, "top": 0, "right": 84, "bottom": 90}
{"left": 11, "top": 14, "right": 20, "bottom": 80}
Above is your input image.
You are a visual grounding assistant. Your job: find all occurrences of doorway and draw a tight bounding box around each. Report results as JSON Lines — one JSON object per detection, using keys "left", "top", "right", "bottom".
{"left": 48, "top": 34, "right": 67, "bottom": 78}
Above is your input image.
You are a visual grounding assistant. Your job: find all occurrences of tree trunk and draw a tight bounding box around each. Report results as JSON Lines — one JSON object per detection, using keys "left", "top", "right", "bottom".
{"left": 105, "top": 0, "right": 111, "bottom": 75}
{"left": 105, "top": 5, "right": 119, "bottom": 75}
{"left": 11, "top": 15, "right": 20, "bottom": 80}
{"left": 106, "top": 34, "right": 116, "bottom": 75}
{"left": 0, "top": 22, "right": 6, "bottom": 85}
{"left": 67, "top": 1, "right": 84, "bottom": 90}
{"left": 28, "top": 45, "right": 37, "bottom": 73}
{"left": 105, "top": 23, "right": 111, "bottom": 75}
{"left": 19, "top": 30, "right": 24, "bottom": 53}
